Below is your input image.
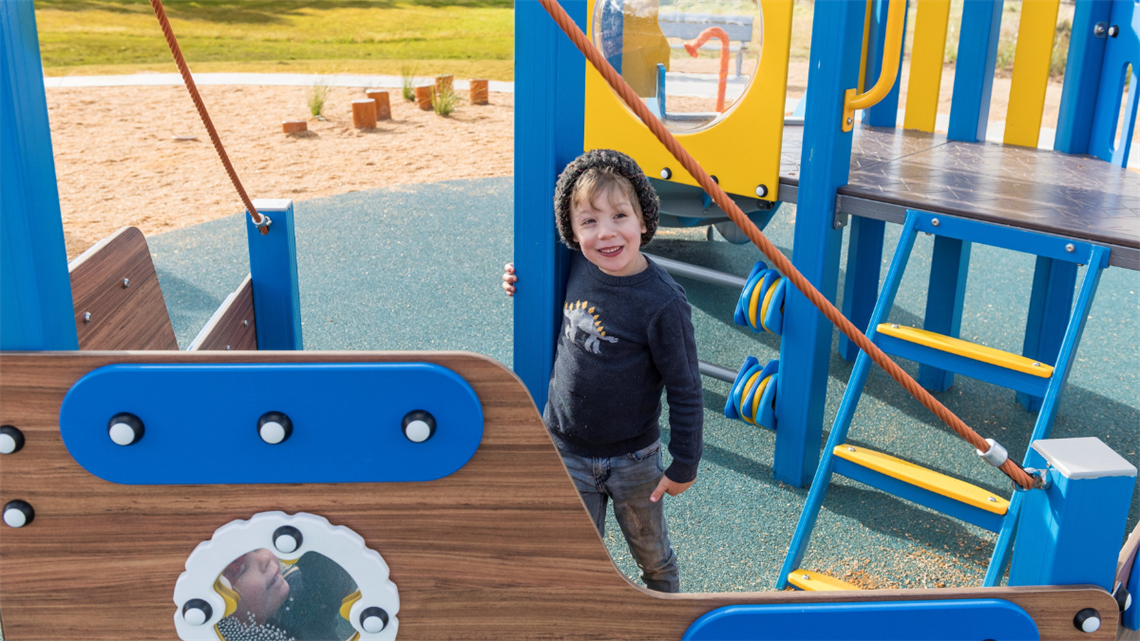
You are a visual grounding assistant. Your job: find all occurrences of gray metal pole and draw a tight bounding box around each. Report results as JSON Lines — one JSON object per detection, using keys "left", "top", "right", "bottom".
{"left": 645, "top": 253, "right": 747, "bottom": 289}
{"left": 699, "top": 360, "right": 737, "bottom": 383}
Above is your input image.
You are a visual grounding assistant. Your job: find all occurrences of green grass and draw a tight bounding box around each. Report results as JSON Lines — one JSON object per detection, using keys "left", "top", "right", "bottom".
{"left": 35, "top": 0, "right": 515, "bottom": 80}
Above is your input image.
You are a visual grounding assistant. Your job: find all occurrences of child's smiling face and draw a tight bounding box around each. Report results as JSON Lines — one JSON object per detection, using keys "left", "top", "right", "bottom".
{"left": 570, "top": 187, "right": 647, "bottom": 277}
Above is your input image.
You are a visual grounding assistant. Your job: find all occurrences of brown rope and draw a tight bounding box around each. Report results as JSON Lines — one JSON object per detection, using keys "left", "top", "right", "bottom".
{"left": 537, "top": 0, "right": 1035, "bottom": 490}
{"left": 149, "top": 0, "right": 268, "bottom": 234}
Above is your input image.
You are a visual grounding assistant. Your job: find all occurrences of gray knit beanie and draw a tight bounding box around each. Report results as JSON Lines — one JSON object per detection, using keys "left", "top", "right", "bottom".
{"left": 553, "top": 149, "right": 659, "bottom": 251}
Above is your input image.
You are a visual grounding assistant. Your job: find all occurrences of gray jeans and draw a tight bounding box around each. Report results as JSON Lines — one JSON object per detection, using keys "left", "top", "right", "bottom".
{"left": 559, "top": 440, "right": 680, "bottom": 592}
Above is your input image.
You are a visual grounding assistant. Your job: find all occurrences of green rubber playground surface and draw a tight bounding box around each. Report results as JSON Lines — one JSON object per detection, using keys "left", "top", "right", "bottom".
{"left": 150, "top": 176, "right": 1140, "bottom": 593}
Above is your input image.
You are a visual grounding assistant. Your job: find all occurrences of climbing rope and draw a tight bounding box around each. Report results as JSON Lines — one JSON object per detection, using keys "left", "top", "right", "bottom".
{"left": 536, "top": 0, "right": 1037, "bottom": 490}
{"left": 149, "top": 0, "right": 268, "bottom": 234}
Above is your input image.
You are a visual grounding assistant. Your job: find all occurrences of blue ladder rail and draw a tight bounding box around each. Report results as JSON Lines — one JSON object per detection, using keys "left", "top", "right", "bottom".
{"left": 777, "top": 210, "right": 1110, "bottom": 590}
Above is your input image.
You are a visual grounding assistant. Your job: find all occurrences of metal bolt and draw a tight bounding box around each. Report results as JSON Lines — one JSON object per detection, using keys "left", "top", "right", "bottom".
{"left": 83, "top": 312, "right": 92, "bottom": 324}
{"left": 1108, "top": 25, "right": 1119, "bottom": 37}
{"left": 848, "top": 446, "right": 856, "bottom": 452}
{"left": 1032, "top": 362, "right": 1041, "bottom": 367}
{"left": 846, "top": 117, "right": 853, "bottom": 126}
{"left": 121, "top": 278, "right": 130, "bottom": 288}
{"left": 892, "top": 324, "right": 899, "bottom": 329}
{"left": 802, "top": 574, "right": 811, "bottom": 580}
{"left": 1094, "top": 22, "right": 1107, "bottom": 37}
{"left": 988, "top": 496, "right": 997, "bottom": 502}
{"left": 833, "top": 219, "right": 843, "bottom": 229}
{"left": 1065, "top": 243, "right": 1075, "bottom": 253}
{"left": 931, "top": 218, "right": 940, "bottom": 227}
{"left": 242, "top": 319, "right": 249, "bottom": 327}
{"left": 225, "top": 345, "right": 231, "bottom": 350}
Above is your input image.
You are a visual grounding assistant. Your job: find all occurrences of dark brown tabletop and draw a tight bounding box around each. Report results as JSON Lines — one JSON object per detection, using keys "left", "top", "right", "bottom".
{"left": 777, "top": 125, "right": 1140, "bottom": 268}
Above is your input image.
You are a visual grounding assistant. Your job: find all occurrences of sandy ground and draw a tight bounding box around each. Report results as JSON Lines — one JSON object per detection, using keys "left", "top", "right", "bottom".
{"left": 46, "top": 84, "right": 514, "bottom": 259}
{"left": 47, "top": 59, "right": 1071, "bottom": 260}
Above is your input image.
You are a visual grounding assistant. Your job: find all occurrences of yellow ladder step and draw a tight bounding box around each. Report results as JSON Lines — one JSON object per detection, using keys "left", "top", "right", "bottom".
{"left": 835, "top": 445, "right": 1010, "bottom": 515}
{"left": 876, "top": 324, "right": 1054, "bottom": 378}
{"left": 787, "top": 569, "right": 862, "bottom": 591}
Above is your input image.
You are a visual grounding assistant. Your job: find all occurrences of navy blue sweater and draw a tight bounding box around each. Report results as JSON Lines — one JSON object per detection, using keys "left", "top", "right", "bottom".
{"left": 542, "top": 252, "right": 704, "bottom": 483}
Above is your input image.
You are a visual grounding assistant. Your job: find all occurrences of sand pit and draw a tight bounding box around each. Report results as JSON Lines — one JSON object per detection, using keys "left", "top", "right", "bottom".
{"left": 46, "top": 84, "right": 514, "bottom": 259}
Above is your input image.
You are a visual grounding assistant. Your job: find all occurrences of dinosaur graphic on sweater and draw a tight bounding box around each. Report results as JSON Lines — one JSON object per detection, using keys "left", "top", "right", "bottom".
{"left": 564, "top": 300, "right": 618, "bottom": 354}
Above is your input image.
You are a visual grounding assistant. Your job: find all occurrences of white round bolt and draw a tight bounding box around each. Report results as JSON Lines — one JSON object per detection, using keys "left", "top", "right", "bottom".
{"left": 402, "top": 410, "right": 436, "bottom": 443}
{"left": 360, "top": 607, "right": 389, "bottom": 633}
{"left": 0, "top": 425, "right": 25, "bottom": 454}
{"left": 182, "top": 599, "right": 212, "bottom": 626}
{"left": 1074, "top": 608, "right": 1100, "bottom": 633}
{"left": 660, "top": 167, "right": 672, "bottom": 180}
{"left": 3, "top": 500, "right": 34, "bottom": 528}
{"left": 273, "top": 525, "right": 303, "bottom": 554}
{"left": 258, "top": 412, "right": 293, "bottom": 445}
{"left": 107, "top": 413, "right": 144, "bottom": 446}
{"left": 755, "top": 184, "right": 768, "bottom": 198}
{"left": 1066, "top": 243, "right": 1075, "bottom": 253}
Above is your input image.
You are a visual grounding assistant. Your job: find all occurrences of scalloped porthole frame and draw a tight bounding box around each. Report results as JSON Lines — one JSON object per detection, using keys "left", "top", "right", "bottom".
{"left": 583, "top": 0, "right": 793, "bottom": 202}
{"left": 173, "top": 511, "right": 400, "bottom": 641}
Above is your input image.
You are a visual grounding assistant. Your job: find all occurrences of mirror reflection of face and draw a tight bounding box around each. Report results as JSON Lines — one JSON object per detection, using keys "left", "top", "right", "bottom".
{"left": 223, "top": 548, "right": 291, "bottom": 624}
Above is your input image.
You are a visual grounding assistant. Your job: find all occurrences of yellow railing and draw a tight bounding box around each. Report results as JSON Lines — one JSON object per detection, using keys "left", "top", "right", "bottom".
{"left": 843, "top": 0, "right": 906, "bottom": 132}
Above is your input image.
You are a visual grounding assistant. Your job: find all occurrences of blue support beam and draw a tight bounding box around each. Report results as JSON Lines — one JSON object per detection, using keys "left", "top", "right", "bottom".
{"left": 1054, "top": 0, "right": 1112, "bottom": 154}
{"left": 246, "top": 200, "right": 303, "bottom": 350}
{"left": 917, "top": 236, "right": 971, "bottom": 392}
{"left": 775, "top": 0, "right": 866, "bottom": 487}
{"left": 839, "top": 217, "right": 885, "bottom": 361}
{"left": 863, "top": 0, "right": 910, "bottom": 127}
{"left": 1017, "top": 257, "right": 1077, "bottom": 412}
{"left": 948, "top": 0, "right": 1003, "bottom": 142}
{"left": 513, "top": 0, "right": 586, "bottom": 409}
{"left": 1087, "top": 0, "right": 1139, "bottom": 166}
{"left": 0, "top": 0, "right": 78, "bottom": 351}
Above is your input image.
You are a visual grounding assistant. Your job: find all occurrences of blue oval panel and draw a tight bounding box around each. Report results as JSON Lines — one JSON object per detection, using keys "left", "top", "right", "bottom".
{"left": 60, "top": 363, "right": 483, "bottom": 484}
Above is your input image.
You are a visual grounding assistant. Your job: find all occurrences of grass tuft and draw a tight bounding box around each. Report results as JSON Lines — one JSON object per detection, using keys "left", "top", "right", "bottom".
{"left": 401, "top": 65, "right": 417, "bottom": 101}
{"left": 309, "top": 77, "right": 331, "bottom": 118}
{"left": 433, "top": 82, "right": 458, "bottom": 116}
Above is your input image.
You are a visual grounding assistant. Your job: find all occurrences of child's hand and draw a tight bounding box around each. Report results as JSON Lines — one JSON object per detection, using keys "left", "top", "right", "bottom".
{"left": 649, "top": 474, "right": 695, "bottom": 502}
{"left": 501, "top": 262, "right": 517, "bottom": 297}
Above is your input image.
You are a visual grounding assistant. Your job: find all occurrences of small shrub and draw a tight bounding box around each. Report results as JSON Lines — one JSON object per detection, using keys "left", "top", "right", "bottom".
{"left": 1050, "top": 19, "right": 1071, "bottom": 78}
{"left": 433, "top": 83, "right": 458, "bottom": 116}
{"left": 401, "top": 65, "right": 416, "bottom": 101}
{"left": 308, "top": 78, "right": 331, "bottom": 118}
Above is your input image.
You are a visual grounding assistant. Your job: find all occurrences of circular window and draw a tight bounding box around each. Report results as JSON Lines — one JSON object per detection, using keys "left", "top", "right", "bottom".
{"left": 174, "top": 512, "right": 400, "bottom": 640}
{"left": 593, "top": 0, "right": 763, "bottom": 134}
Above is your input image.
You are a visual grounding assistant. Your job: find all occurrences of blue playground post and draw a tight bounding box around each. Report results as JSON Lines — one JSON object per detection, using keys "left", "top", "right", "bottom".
{"left": 1009, "top": 437, "right": 1136, "bottom": 590}
{"left": 0, "top": 0, "right": 78, "bottom": 351}
{"left": 1087, "top": 0, "right": 1138, "bottom": 167}
{"left": 775, "top": 0, "right": 866, "bottom": 487}
{"left": 246, "top": 200, "right": 303, "bottom": 350}
{"left": 916, "top": 236, "right": 971, "bottom": 392}
{"left": 1054, "top": 0, "right": 1113, "bottom": 155}
{"left": 512, "top": 0, "right": 586, "bottom": 409}
{"left": 1017, "top": 257, "right": 1077, "bottom": 412}
{"left": 948, "top": 0, "right": 1003, "bottom": 142}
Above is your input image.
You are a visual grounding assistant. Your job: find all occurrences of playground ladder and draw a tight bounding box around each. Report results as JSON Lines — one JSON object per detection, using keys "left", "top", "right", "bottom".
{"left": 778, "top": 210, "right": 1110, "bottom": 591}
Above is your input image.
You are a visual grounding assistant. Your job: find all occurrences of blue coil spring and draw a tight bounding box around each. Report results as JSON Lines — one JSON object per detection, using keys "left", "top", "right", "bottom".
{"left": 733, "top": 261, "right": 786, "bottom": 335}
{"left": 723, "top": 356, "right": 779, "bottom": 430}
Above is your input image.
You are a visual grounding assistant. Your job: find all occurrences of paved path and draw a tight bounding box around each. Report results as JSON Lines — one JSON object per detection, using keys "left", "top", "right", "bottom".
{"left": 44, "top": 72, "right": 514, "bottom": 93}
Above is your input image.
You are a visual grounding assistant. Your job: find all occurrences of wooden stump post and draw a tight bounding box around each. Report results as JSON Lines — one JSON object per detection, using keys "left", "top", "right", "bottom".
{"left": 469, "top": 79, "right": 489, "bottom": 105}
{"left": 366, "top": 90, "right": 391, "bottom": 120}
{"left": 281, "top": 120, "right": 308, "bottom": 134}
{"left": 352, "top": 99, "right": 377, "bottom": 129}
{"left": 435, "top": 74, "right": 454, "bottom": 95}
{"left": 414, "top": 85, "right": 434, "bottom": 111}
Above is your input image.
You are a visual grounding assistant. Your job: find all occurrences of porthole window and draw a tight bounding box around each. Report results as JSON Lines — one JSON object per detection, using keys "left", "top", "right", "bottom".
{"left": 593, "top": 0, "right": 763, "bottom": 133}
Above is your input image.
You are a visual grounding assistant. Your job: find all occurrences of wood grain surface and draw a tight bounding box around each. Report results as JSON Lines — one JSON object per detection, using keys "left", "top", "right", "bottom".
{"left": 0, "top": 352, "right": 1119, "bottom": 640}
{"left": 67, "top": 227, "right": 179, "bottom": 351}
{"left": 188, "top": 275, "right": 257, "bottom": 351}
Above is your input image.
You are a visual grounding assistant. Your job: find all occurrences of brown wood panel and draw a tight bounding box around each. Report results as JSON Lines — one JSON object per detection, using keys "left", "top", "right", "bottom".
{"left": 188, "top": 275, "right": 257, "bottom": 351}
{"left": 67, "top": 227, "right": 178, "bottom": 350}
{"left": 0, "top": 352, "right": 1119, "bottom": 640}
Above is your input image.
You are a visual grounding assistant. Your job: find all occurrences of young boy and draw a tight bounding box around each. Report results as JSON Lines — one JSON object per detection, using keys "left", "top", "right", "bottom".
{"left": 502, "top": 149, "right": 703, "bottom": 593}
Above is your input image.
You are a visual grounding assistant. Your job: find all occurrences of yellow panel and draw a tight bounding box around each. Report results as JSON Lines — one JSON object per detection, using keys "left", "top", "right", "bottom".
{"left": 622, "top": 6, "right": 671, "bottom": 97}
{"left": 903, "top": 0, "right": 951, "bottom": 132}
{"left": 584, "top": 0, "right": 793, "bottom": 202}
{"left": 787, "top": 569, "right": 861, "bottom": 591}
{"left": 834, "top": 445, "right": 1010, "bottom": 515}
{"left": 877, "top": 323, "right": 1055, "bottom": 377}
{"left": 1004, "top": 0, "right": 1061, "bottom": 147}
